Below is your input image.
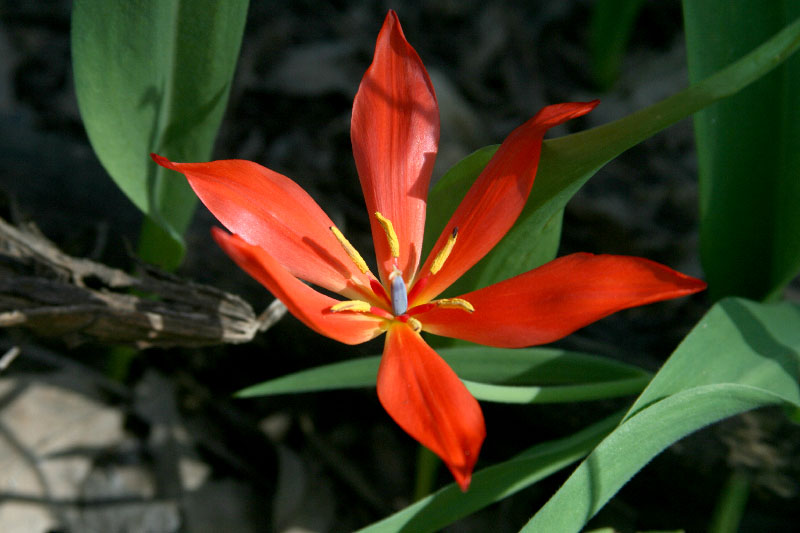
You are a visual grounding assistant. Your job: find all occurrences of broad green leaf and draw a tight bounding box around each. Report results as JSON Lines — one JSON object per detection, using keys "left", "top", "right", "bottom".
{"left": 235, "top": 346, "right": 650, "bottom": 405}
{"left": 626, "top": 299, "right": 800, "bottom": 417}
{"left": 683, "top": 4, "right": 800, "bottom": 301}
{"left": 424, "top": 16, "right": 800, "bottom": 297}
{"left": 72, "top": 0, "right": 249, "bottom": 269}
{"left": 523, "top": 298, "right": 800, "bottom": 532}
{"left": 357, "top": 411, "right": 623, "bottom": 533}
{"left": 589, "top": 0, "right": 646, "bottom": 90}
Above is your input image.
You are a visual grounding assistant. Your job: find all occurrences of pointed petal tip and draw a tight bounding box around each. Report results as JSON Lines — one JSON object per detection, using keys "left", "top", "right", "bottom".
{"left": 448, "top": 454, "right": 478, "bottom": 492}
{"left": 532, "top": 99, "right": 600, "bottom": 128}
{"left": 352, "top": 7, "right": 439, "bottom": 282}
{"left": 414, "top": 98, "right": 599, "bottom": 302}
{"left": 680, "top": 275, "right": 707, "bottom": 294}
{"left": 150, "top": 152, "right": 176, "bottom": 170}
{"left": 420, "top": 254, "right": 707, "bottom": 348}
{"left": 378, "top": 325, "right": 484, "bottom": 489}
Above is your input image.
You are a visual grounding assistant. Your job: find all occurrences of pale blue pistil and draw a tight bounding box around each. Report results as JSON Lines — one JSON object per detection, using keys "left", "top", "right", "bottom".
{"left": 391, "top": 274, "right": 408, "bottom": 316}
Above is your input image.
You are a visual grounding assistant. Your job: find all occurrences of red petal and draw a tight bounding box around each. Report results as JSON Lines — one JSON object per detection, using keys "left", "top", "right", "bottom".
{"left": 419, "top": 253, "right": 706, "bottom": 348}
{"left": 378, "top": 323, "right": 485, "bottom": 491}
{"left": 212, "top": 228, "right": 384, "bottom": 345}
{"left": 152, "top": 154, "right": 371, "bottom": 299}
{"left": 351, "top": 11, "right": 439, "bottom": 284}
{"left": 412, "top": 101, "right": 599, "bottom": 304}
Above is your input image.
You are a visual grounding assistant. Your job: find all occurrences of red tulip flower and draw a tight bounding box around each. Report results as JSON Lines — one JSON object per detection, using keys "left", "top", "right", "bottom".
{"left": 152, "top": 10, "right": 705, "bottom": 491}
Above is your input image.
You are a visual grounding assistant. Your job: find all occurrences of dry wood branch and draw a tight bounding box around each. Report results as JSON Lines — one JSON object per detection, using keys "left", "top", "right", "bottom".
{"left": 0, "top": 216, "right": 285, "bottom": 348}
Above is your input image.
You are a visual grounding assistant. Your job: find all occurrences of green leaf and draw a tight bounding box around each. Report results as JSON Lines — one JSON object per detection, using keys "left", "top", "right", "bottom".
{"left": 588, "top": 0, "right": 646, "bottom": 90}
{"left": 356, "top": 411, "right": 623, "bottom": 533}
{"left": 358, "top": 298, "right": 800, "bottom": 532}
{"left": 522, "top": 298, "right": 800, "bottom": 532}
{"left": 235, "top": 346, "right": 651, "bottom": 404}
{"left": 683, "top": 5, "right": 800, "bottom": 301}
{"left": 626, "top": 299, "right": 800, "bottom": 417}
{"left": 461, "top": 376, "right": 649, "bottom": 404}
{"left": 71, "top": 0, "right": 249, "bottom": 269}
{"left": 424, "top": 16, "right": 800, "bottom": 297}
{"left": 708, "top": 471, "right": 751, "bottom": 533}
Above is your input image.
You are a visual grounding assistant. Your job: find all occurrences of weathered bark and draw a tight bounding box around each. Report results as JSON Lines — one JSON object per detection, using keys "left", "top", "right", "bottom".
{"left": 0, "top": 216, "right": 285, "bottom": 348}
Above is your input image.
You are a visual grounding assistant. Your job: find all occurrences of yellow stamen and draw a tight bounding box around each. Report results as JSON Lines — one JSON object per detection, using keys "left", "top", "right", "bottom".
{"left": 430, "top": 227, "right": 458, "bottom": 275}
{"left": 330, "top": 226, "right": 369, "bottom": 274}
{"left": 330, "top": 300, "right": 372, "bottom": 313}
{"left": 435, "top": 297, "right": 474, "bottom": 313}
{"left": 374, "top": 212, "right": 400, "bottom": 258}
{"left": 407, "top": 317, "right": 422, "bottom": 332}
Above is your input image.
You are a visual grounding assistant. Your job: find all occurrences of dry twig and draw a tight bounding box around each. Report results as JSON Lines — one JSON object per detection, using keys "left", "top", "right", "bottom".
{"left": 0, "top": 215, "right": 285, "bottom": 348}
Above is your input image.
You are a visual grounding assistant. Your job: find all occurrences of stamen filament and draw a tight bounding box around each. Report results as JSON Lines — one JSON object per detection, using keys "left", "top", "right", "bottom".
{"left": 375, "top": 212, "right": 400, "bottom": 258}
{"left": 435, "top": 297, "right": 474, "bottom": 313}
{"left": 330, "top": 226, "right": 370, "bottom": 274}
{"left": 405, "top": 316, "right": 422, "bottom": 332}
{"left": 406, "top": 298, "right": 475, "bottom": 316}
{"left": 329, "top": 301, "right": 394, "bottom": 320}
{"left": 430, "top": 226, "right": 458, "bottom": 275}
{"left": 330, "top": 300, "right": 372, "bottom": 313}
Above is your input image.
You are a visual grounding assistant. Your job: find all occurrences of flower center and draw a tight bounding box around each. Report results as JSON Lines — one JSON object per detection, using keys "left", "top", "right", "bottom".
{"left": 328, "top": 212, "right": 473, "bottom": 331}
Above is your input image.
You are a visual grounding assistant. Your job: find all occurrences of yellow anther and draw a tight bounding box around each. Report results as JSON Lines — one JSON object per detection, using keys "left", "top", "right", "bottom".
{"left": 435, "top": 297, "right": 474, "bottom": 313}
{"left": 374, "top": 212, "right": 400, "bottom": 258}
{"left": 430, "top": 227, "right": 458, "bottom": 275}
{"left": 406, "top": 317, "right": 422, "bottom": 332}
{"left": 330, "top": 226, "right": 370, "bottom": 274}
{"left": 330, "top": 300, "right": 372, "bottom": 313}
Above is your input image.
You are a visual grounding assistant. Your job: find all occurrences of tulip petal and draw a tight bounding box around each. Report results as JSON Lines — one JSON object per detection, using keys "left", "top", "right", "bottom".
{"left": 412, "top": 101, "right": 599, "bottom": 303}
{"left": 212, "top": 228, "right": 384, "bottom": 345}
{"left": 419, "top": 253, "right": 706, "bottom": 348}
{"left": 378, "top": 323, "right": 485, "bottom": 491}
{"left": 351, "top": 10, "right": 439, "bottom": 284}
{"left": 152, "top": 154, "right": 371, "bottom": 298}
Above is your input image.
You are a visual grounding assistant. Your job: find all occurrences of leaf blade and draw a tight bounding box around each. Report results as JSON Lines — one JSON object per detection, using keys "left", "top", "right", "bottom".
{"left": 71, "top": 0, "right": 249, "bottom": 268}
{"left": 522, "top": 298, "right": 800, "bottom": 532}
{"left": 425, "top": 16, "right": 800, "bottom": 296}
{"left": 356, "top": 411, "right": 623, "bottom": 533}
{"left": 683, "top": 3, "right": 800, "bottom": 300}
{"left": 235, "top": 346, "right": 651, "bottom": 404}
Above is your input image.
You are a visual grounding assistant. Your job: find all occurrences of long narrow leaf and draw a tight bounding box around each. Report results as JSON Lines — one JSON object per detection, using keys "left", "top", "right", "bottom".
{"left": 235, "top": 346, "right": 650, "bottom": 404}
{"left": 523, "top": 298, "right": 800, "bottom": 532}
{"left": 589, "top": 0, "right": 646, "bottom": 90}
{"left": 683, "top": 3, "right": 800, "bottom": 301}
{"left": 357, "top": 411, "right": 624, "bottom": 533}
{"left": 424, "top": 16, "right": 800, "bottom": 296}
{"left": 462, "top": 376, "right": 649, "bottom": 404}
{"left": 523, "top": 385, "right": 790, "bottom": 532}
{"left": 72, "top": 0, "right": 249, "bottom": 268}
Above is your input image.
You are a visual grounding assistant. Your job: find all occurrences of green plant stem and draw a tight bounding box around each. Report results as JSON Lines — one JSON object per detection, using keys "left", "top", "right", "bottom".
{"left": 413, "top": 445, "right": 440, "bottom": 501}
{"left": 709, "top": 471, "right": 751, "bottom": 533}
{"left": 137, "top": 215, "right": 185, "bottom": 271}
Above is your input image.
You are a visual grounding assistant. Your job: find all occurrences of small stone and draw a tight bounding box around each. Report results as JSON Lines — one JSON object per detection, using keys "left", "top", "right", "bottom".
{"left": 0, "top": 383, "right": 123, "bottom": 456}
{"left": 0, "top": 437, "right": 43, "bottom": 495}
{"left": 39, "top": 456, "right": 93, "bottom": 499}
{"left": 179, "top": 457, "right": 210, "bottom": 491}
{"left": 0, "top": 502, "right": 58, "bottom": 533}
